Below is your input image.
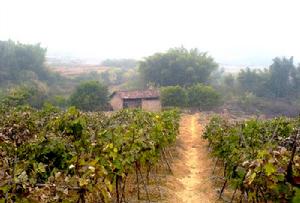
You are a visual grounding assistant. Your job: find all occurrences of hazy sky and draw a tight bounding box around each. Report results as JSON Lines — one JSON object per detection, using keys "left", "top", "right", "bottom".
{"left": 1, "top": 0, "right": 299, "bottom": 65}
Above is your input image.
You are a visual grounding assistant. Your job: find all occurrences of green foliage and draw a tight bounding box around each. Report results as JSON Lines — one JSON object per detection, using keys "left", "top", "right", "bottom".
{"left": 232, "top": 57, "right": 300, "bottom": 99}
{"left": 0, "top": 40, "right": 78, "bottom": 110}
{"left": 293, "top": 188, "right": 300, "bottom": 203}
{"left": 48, "top": 95, "right": 68, "bottom": 108}
{"left": 161, "top": 86, "right": 187, "bottom": 107}
{"left": 0, "top": 40, "right": 47, "bottom": 86}
{"left": 268, "top": 57, "right": 295, "bottom": 97}
{"left": 160, "top": 84, "right": 222, "bottom": 110}
{"left": 203, "top": 116, "right": 300, "bottom": 202}
{"left": 212, "top": 57, "right": 300, "bottom": 115}
{"left": 69, "top": 81, "right": 108, "bottom": 111}
{"left": 291, "top": 65, "right": 300, "bottom": 92}
{"left": 187, "top": 84, "right": 221, "bottom": 110}
{"left": 2, "top": 84, "right": 48, "bottom": 108}
{"left": 237, "top": 67, "right": 267, "bottom": 96}
{"left": 0, "top": 106, "right": 180, "bottom": 202}
{"left": 139, "top": 47, "right": 218, "bottom": 86}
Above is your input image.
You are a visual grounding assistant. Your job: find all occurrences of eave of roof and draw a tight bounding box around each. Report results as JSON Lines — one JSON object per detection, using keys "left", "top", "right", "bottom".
{"left": 111, "top": 89, "right": 160, "bottom": 99}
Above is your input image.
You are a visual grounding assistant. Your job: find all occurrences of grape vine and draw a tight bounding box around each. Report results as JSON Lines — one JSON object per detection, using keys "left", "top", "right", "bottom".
{"left": 203, "top": 116, "right": 300, "bottom": 202}
{"left": 0, "top": 105, "right": 179, "bottom": 202}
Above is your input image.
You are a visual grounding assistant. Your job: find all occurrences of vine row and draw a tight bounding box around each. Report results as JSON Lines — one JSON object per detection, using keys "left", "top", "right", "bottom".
{"left": 0, "top": 105, "right": 180, "bottom": 202}
{"left": 203, "top": 116, "right": 300, "bottom": 202}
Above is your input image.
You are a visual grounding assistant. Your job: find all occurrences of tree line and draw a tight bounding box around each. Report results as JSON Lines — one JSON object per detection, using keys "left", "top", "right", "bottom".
{"left": 1, "top": 40, "right": 300, "bottom": 114}
{"left": 236, "top": 57, "right": 300, "bottom": 98}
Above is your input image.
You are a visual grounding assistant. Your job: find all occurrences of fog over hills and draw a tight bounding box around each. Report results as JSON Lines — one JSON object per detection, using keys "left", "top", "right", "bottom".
{"left": 2, "top": 0, "right": 300, "bottom": 72}
{"left": 47, "top": 49, "right": 298, "bottom": 73}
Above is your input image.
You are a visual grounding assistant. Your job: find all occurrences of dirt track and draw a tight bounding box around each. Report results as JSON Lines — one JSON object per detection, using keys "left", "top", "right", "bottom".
{"left": 166, "top": 114, "right": 216, "bottom": 203}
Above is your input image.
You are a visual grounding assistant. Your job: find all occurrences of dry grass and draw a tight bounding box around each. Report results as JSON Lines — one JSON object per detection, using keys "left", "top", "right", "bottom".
{"left": 50, "top": 65, "right": 110, "bottom": 77}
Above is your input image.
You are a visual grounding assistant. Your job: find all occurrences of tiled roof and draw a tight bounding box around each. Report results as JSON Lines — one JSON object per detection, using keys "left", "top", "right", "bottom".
{"left": 112, "top": 89, "right": 160, "bottom": 99}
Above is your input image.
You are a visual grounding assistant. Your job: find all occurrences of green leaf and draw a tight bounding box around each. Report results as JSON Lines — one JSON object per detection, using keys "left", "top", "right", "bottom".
{"left": 292, "top": 188, "right": 300, "bottom": 203}
{"left": 0, "top": 185, "right": 10, "bottom": 193}
{"left": 264, "top": 162, "right": 276, "bottom": 176}
{"left": 113, "top": 160, "right": 122, "bottom": 170}
{"left": 37, "top": 163, "right": 46, "bottom": 173}
{"left": 277, "top": 174, "right": 285, "bottom": 181}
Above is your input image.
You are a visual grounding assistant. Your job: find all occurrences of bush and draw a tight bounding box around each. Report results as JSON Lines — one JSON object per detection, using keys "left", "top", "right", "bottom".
{"left": 69, "top": 81, "right": 108, "bottom": 111}
{"left": 161, "top": 86, "right": 187, "bottom": 107}
{"left": 46, "top": 95, "right": 68, "bottom": 108}
{"left": 3, "top": 85, "right": 48, "bottom": 108}
{"left": 187, "top": 84, "right": 221, "bottom": 110}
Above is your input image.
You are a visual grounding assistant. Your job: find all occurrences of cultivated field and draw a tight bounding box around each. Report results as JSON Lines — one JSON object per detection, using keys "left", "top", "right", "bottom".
{"left": 49, "top": 65, "right": 110, "bottom": 77}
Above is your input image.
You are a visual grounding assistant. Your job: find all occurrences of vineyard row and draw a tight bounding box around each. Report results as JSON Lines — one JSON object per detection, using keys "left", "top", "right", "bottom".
{"left": 0, "top": 105, "right": 180, "bottom": 202}
{"left": 203, "top": 116, "right": 300, "bottom": 202}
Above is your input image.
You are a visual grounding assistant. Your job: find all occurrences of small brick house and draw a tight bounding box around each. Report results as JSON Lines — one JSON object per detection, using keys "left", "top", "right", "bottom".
{"left": 110, "top": 89, "right": 161, "bottom": 112}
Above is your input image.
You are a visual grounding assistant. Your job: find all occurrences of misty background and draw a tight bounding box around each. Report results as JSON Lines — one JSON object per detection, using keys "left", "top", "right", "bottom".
{"left": 1, "top": 0, "right": 300, "bottom": 67}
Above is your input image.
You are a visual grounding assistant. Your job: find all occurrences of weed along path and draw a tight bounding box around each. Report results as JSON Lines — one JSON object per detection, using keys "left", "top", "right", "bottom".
{"left": 165, "top": 114, "right": 216, "bottom": 203}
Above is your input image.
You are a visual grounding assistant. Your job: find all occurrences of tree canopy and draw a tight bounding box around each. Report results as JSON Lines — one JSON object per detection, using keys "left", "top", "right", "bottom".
{"left": 235, "top": 57, "right": 299, "bottom": 98}
{"left": 237, "top": 68, "right": 266, "bottom": 96}
{"left": 139, "top": 47, "right": 218, "bottom": 87}
{"left": 0, "top": 40, "right": 48, "bottom": 85}
{"left": 268, "top": 57, "right": 295, "bottom": 97}
{"left": 69, "top": 81, "right": 108, "bottom": 111}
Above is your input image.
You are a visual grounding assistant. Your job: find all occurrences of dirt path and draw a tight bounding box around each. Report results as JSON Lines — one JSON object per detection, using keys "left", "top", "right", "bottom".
{"left": 166, "top": 113, "right": 216, "bottom": 203}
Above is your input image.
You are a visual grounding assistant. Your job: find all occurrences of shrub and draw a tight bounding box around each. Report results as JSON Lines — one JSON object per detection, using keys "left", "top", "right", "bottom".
{"left": 69, "top": 81, "right": 108, "bottom": 111}
{"left": 161, "top": 86, "right": 187, "bottom": 107}
{"left": 187, "top": 84, "right": 221, "bottom": 110}
{"left": 47, "top": 95, "right": 68, "bottom": 108}
{"left": 3, "top": 85, "right": 48, "bottom": 108}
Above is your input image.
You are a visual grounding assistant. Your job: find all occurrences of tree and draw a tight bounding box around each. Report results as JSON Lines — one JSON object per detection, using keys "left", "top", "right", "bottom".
{"left": 268, "top": 57, "right": 294, "bottom": 98}
{"left": 236, "top": 57, "right": 297, "bottom": 98}
{"left": 139, "top": 47, "right": 218, "bottom": 87}
{"left": 223, "top": 73, "right": 235, "bottom": 89}
{"left": 291, "top": 65, "right": 300, "bottom": 94}
{"left": 187, "top": 84, "right": 221, "bottom": 110}
{"left": 0, "top": 40, "right": 47, "bottom": 85}
{"left": 69, "top": 81, "right": 108, "bottom": 111}
{"left": 161, "top": 86, "right": 187, "bottom": 107}
{"left": 237, "top": 68, "right": 266, "bottom": 95}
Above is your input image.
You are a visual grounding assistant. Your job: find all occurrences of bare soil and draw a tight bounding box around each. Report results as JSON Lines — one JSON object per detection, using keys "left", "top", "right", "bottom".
{"left": 165, "top": 113, "right": 217, "bottom": 203}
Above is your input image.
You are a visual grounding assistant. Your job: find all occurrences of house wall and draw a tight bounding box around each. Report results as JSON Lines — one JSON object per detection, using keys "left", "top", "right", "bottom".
{"left": 123, "top": 99, "right": 142, "bottom": 109}
{"left": 141, "top": 99, "right": 161, "bottom": 112}
{"left": 110, "top": 95, "right": 123, "bottom": 111}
